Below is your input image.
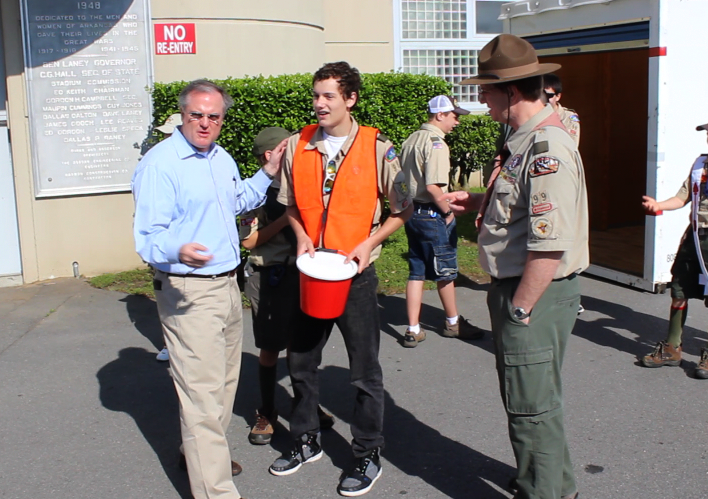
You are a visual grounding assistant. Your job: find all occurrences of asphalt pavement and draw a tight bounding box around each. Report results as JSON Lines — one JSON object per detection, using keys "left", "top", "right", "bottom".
{"left": 0, "top": 273, "right": 706, "bottom": 499}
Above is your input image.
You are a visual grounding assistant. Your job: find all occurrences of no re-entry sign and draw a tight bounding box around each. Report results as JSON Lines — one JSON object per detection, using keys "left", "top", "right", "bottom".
{"left": 154, "top": 23, "right": 196, "bottom": 55}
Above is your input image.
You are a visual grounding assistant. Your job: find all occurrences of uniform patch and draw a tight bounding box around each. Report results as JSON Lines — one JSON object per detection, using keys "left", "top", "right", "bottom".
{"left": 506, "top": 154, "right": 522, "bottom": 171}
{"left": 530, "top": 157, "right": 560, "bottom": 177}
{"left": 533, "top": 141, "right": 549, "bottom": 155}
{"left": 432, "top": 141, "right": 444, "bottom": 149}
{"left": 240, "top": 217, "right": 256, "bottom": 226}
{"left": 393, "top": 170, "right": 409, "bottom": 198}
{"left": 531, "top": 218, "right": 553, "bottom": 239}
{"left": 570, "top": 114, "right": 580, "bottom": 122}
{"left": 385, "top": 146, "right": 397, "bottom": 162}
{"left": 531, "top": 191, "right": 552, "bottom": 214}
{"left": 532, "top": 202, "right": 554, "bottom": 214}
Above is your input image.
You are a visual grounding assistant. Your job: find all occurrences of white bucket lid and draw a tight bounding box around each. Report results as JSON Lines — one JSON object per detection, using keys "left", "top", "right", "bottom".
{"left": 296, "top": 250, "right": 358, "bottom": 281}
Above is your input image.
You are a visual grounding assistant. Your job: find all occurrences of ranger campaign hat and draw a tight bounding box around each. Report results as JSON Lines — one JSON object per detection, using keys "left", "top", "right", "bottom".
{"left": 459, "top": 34, "right": 560, "bottom": 86}
{"left": 252, "top": 127, "right": 291, "bottom": 156}
{"left": 696, "top": 123, "right": 708, "bottom": 131}
{"left": 155, "top": 113, "right": 182, "bottom": 134}
{"left": 428, "top": 95, "right": 470, "bottom": 115}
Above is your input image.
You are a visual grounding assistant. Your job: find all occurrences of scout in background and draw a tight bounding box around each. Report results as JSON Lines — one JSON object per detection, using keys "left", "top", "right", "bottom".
{"left": 640, "top": 123, "right": 708, "bottom": 379}
{"left": 239, "top": 127, "right": 334, "bottom": 446}
{"left": 152, "top": 112, "right": 182, "bottom": 363}
{"left": 399, "top": 95, "right": 484, "bottom": 348}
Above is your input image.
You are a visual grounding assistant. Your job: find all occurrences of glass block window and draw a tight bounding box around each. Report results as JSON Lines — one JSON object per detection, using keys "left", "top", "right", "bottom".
{"left": 401, "top": 0, "right": 467, "bottom": 39}
{"left": 402, "top": 49, "right": 480, "bottom": 103}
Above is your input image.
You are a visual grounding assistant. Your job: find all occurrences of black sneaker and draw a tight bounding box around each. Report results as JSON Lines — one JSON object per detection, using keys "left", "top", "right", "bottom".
{"left": 269, "top": 433, "right": 322, "bottom": 476}
{"left": 337, "top": 448, "right": 382, "bottom": 497}
{"left": 695, "top": 347, "right": 708, "bottom": 379}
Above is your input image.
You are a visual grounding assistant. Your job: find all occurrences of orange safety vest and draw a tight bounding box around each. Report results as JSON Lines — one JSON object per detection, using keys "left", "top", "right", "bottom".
{"left": 292, "top": 124, "right": 379, "bottom": 254}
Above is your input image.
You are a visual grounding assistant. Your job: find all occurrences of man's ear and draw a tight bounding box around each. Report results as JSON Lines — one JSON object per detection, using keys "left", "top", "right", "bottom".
{"left": 556, "top": 92, "right": 562, "bottom": 102}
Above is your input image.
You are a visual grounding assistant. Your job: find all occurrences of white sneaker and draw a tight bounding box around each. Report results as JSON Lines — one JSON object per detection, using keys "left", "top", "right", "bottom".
{"left": 578, "top": 303, "right": 585, "bottom": 314}
{"left": 156, "top": 347, "right": 169, "bottom": 362}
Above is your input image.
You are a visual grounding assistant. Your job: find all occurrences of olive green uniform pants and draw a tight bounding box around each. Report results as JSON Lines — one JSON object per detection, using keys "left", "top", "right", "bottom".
{"left": 487, "top": 274, "right": 580, "bottom": 499}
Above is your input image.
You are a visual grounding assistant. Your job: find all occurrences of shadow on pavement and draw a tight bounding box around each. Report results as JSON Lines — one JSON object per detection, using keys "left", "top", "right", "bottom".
{"left": 121, "top": 294, "right": 164, "bottom": 351}
{"left": 318, "top": 365, "right": 514, "bottom": 499}
{"left": 378, "top": 293, "right": 494, "bottom": 353}
{"left": 97, "top": 347, "right": 190, "bottom": 499}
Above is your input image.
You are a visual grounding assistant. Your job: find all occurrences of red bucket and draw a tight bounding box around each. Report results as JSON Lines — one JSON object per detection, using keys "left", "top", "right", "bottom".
{"left": 296, "top": 249, "right": 358, "bottom": 319}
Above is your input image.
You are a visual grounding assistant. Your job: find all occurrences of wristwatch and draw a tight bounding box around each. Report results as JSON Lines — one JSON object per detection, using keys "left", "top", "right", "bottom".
{"left": 442, "top": 209, "right": 453, "bottom": 218}
{"left": 513, "top": 306, "right": 530, "bottom": 320}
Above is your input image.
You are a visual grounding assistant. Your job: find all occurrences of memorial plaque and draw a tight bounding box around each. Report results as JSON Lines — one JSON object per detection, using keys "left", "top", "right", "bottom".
{"left": 21, "top": 0, "right": 153, "bottom": 197}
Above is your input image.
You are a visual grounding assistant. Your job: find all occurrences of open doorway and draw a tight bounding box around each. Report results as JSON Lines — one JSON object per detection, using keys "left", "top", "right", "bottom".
{"left": 539, "top": 48, "right": 649, "bottom": 277}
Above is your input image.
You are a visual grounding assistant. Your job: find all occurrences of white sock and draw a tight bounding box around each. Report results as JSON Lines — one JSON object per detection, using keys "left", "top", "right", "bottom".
{"left": 446, "top": 315, "right": 459, "bottom": 325}
{"left": 408, "top": 324, "right": 421, "bottom": 333}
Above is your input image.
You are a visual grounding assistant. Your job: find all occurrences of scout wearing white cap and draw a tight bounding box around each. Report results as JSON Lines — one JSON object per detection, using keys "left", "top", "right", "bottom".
{"left": 156, "top": 113, "right": 182, "bottom": 134}
{"left": 427, "top": 95, "right": 470, "bottom": 115}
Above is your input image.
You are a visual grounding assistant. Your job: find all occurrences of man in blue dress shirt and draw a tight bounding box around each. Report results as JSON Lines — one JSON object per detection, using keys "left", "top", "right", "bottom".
{"left": 132, "top": 79, "right": 286, "bottom": 499}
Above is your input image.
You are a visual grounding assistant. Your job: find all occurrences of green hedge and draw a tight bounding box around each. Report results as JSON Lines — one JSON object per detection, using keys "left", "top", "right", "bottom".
{"left": 151, "top": 73, "right": 498, "bottom": 182}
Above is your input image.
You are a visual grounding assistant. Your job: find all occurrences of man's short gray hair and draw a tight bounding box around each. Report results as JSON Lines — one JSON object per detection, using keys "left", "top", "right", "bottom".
{"left": 178, "top": 79, "right": 234, "bottom": 113}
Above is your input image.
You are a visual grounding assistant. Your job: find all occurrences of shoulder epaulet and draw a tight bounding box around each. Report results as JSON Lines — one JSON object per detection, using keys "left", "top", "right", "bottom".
{"left": 377, "top": 133, "right": 389, "bottom": 143}
{"left": 430, "top": 136, "right": 443, "bottom": 142}
{"left": 533, "top": 140, "right": 549, "bottom": 155}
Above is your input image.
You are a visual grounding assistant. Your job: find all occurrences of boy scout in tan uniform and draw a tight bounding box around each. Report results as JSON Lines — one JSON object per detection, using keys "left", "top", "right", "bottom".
{"left": 400, "top": 95, "right": 484, "bottom": 347}
{"left": 445, "top": 34, "right": 589, "bottom": 499}
{"left": 239, "top": 127, "right": 336, "bottom": 446}
{"left": 544, "top": 73, "right": 580, "bottom": 147}
{"left": 640, "top": 124, "right": 708, "bottom": 379}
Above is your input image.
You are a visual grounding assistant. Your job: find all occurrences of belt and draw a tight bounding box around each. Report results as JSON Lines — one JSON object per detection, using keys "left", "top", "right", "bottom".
{"left": 491, "top": 272, "right": 577, "bottom": 284}
{"left": 413, "top": 202, "right": 443, "bottom": 215}
{"left": 165, "top": 268, "right": 237, "bottom": 279}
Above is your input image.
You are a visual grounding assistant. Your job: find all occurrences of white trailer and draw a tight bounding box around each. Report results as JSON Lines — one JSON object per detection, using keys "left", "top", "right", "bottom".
{"left": 499, "top": 0, "right": 708, "bottom": 292}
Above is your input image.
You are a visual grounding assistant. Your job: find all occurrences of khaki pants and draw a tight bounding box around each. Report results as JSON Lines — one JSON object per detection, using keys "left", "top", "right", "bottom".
{"left": 154, "top": 270, "right": 243, "bottom": 499}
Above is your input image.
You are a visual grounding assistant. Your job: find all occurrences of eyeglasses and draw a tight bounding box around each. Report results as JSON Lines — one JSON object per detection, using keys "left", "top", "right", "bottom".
{"left": 544, "top": 92, "right": 557, "bottom": 99}
{"left": 187, "top": 111, "right": 222, "bottom": 124}
{"left": 323, "top": 160, "right": 336, "bottom": 194}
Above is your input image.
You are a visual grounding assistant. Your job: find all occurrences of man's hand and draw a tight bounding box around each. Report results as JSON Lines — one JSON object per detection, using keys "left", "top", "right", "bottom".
{"left": 345, "top": 240, "right": 374, "bottom": 274}
{"left": 440, "top": 191, "right": 484, "bottom": 215}
{"left": 262, "top": 138, "right": 288, "bottom": 179}
{"left": 179, "top": 243, "right": 213, "bottom": 268}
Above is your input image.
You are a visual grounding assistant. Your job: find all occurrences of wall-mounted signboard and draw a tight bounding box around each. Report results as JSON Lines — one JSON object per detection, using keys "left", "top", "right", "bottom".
{"left": 21, "top": 0, "right": 153, "bottom": 197}
{"left": 154, "top": 23, "right": 197, "bottom": 55}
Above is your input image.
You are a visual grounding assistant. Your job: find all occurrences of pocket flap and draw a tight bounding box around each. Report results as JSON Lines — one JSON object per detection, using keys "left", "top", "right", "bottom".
{"left": 504, "top": 349, "right": 553, "bottom": 366}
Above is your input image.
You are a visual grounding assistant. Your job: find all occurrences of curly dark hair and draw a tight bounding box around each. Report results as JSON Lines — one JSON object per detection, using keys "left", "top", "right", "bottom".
{"left": 313, "top": 61, "right": 361, "bottom": 110}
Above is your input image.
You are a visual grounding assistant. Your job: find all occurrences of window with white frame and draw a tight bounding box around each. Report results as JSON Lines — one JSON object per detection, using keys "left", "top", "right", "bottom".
{"left": 395, "top": 0, "right": 506, "bottom": 109}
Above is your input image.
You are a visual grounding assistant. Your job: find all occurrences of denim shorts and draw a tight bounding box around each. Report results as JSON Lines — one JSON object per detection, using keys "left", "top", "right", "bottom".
{"left": 404, "top": 209, "right": 458, "bottom": 281}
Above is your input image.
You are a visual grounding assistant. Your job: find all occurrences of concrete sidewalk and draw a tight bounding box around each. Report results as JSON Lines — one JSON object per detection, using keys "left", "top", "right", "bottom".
{"left": 0, "top": 274, "right": 706, "bottom": 499}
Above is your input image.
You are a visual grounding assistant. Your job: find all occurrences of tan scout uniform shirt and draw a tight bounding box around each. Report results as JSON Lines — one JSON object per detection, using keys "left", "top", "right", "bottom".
{"left": 400, "top": 123, "right": 451, "bottom": 204}
{"left": 479, "top": 105, "right": 589, "bottom": 279}
{"left": 278, "top": 118, "right": 411, "bottom": 262}
{"left": 556, "top": 104, "right": 580, "bottom": 147}
{"left": 239, "top": 185, "right": 294, "bottom": 267}
{"left": 675, "top": 156, "right": 708, "bottom": 227}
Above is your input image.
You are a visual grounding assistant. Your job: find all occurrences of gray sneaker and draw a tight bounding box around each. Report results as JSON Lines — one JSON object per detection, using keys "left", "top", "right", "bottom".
{"left": 269, "top": 433, "right": 322, "bottom": 476}
{"left": 443, "top": 315, "right": 484, "bottom": 340}
{"left": 337, "top": 448, "right": 382, "bottom": 497}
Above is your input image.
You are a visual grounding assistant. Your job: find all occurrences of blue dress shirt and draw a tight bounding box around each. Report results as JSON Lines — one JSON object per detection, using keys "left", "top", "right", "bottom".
{"left": 132, "top": 126, "right": 271, "bottom": 275}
